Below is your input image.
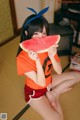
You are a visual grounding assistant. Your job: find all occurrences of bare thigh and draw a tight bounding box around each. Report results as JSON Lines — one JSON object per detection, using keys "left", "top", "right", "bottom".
{"left": 29, "top": 95, "right": 62, "bottom": 120}
{"left": 52, "top": 71, "right": 80, "bottom": 87}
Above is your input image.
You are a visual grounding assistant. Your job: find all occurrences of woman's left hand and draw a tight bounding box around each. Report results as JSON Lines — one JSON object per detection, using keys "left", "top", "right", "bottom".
{"left": 48, "top": 44, "right": 58, "bottom": 58}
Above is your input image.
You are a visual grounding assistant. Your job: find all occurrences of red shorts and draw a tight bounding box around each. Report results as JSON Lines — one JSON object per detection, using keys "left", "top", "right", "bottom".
{"left": 24, "top": 85, "right": 47, "bottom": 103}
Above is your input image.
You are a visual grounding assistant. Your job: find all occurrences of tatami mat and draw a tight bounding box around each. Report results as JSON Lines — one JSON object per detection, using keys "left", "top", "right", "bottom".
{"left": 0, "top": 36, "right": 80, "bottom": 120}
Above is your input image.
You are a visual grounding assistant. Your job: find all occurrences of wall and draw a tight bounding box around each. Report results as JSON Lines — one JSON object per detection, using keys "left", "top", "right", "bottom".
{"left": 0, "top": 0, "right": 62, "bottom": 45}
{"left": 14, "top": 0, "right": 42, "bottom": 29}
{"left": 42, "top": 0, "right": 62, "bottom": 23}
{"left": 42, "top": 0, "right": 55, "bottom": 23}
{"left": 14, "top": 0, "right": 62, "bottom": 28}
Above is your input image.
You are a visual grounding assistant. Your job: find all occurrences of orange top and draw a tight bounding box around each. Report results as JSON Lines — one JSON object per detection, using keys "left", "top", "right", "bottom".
{"left": 16, "top": 50, "right": 60, "bottom": 89}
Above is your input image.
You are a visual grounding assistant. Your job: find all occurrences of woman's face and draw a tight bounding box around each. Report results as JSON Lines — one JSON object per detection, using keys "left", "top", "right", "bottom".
{"left": 32, "top": 27, "right": 47, "bottom": 39}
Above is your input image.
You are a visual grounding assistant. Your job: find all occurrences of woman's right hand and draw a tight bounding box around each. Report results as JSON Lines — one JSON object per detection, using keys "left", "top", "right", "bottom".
{"left": 28, "top": 50, "right": 39, "bottom": 61}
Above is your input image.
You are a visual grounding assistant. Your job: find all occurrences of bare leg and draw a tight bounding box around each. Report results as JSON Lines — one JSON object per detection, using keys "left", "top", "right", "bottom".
{"left": 29, "top": 95, "right": 62, "bottom": 120}
{"left": 46, "top": 71, "right": 80, "bottom": 117}
{"left": 46, "top": 79, "right": 75, "bottom": 116}
{"left": 47, "top": 71, "right": 80, "bottom": 107}
{"left": 51, "top": 71, "right": 80, "bottom": 88}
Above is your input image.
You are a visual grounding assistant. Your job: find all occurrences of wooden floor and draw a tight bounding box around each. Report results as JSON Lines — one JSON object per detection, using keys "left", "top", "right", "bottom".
{"left": 0, "top": 36, "right": 80, "bottom": 120}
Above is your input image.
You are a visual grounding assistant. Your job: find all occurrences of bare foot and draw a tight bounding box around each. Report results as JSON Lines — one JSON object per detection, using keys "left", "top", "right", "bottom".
{"left": 46, "top": 87, "right": 72, "bottom": 110}
{"left": 46, "top": 91, "right": 57, "bottom": 108}
{"left": 55, "top": 96, "right": 63, "bottom": 120}
{"left": 46, "top": 91, "right": 63, "bottom": 119}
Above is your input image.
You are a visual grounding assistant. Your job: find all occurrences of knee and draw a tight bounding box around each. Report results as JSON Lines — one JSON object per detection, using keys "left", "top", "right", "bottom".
{"left": 73, "top": 71, "right": 80, "bottom": 82}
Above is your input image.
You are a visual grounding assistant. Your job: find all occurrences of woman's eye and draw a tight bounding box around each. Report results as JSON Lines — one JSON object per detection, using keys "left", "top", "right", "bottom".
{"left": 34, "top": 32, "right": 38, "bottom": 35}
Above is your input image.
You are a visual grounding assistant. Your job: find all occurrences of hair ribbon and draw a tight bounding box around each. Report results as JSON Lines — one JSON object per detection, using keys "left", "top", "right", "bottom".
{"left": 25, "top": 6, "right": 49, "bottom": 27}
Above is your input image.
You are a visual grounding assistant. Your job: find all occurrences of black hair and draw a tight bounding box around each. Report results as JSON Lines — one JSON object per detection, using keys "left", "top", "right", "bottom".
{"left": 17, "top": 14, "right": 49, "bottom": 56}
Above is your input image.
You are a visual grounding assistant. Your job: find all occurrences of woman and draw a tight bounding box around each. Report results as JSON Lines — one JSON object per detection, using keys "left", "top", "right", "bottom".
{"left": 16, "top": 7, "right": 80, "bottom": 120}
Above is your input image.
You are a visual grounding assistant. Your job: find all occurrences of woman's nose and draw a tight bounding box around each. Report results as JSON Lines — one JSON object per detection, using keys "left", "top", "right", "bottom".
{"left": 38, "top": 33, "right": 44, "bottom": 38}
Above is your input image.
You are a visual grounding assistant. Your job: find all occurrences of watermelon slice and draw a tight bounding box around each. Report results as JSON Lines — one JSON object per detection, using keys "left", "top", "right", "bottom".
{"left": 20, "top": 35, "right": 60, "bottom": 53}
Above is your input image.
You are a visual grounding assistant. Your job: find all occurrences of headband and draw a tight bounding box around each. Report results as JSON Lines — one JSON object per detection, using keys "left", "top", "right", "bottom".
{"left": 24, "top": 6, "right": 49, "bottom": 27}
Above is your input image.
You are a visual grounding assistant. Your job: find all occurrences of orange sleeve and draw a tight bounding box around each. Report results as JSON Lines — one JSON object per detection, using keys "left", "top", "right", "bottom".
{"left": 54, "top": 54, "right": 60, "bottom": 62}
{"left": 16, "top": 51, "right": 36, "bottom": 75}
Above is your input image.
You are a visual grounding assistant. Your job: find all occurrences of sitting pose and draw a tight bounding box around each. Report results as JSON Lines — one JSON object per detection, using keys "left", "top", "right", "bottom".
{"left": 16, "top": 7, "right": 80, "bottom": 120}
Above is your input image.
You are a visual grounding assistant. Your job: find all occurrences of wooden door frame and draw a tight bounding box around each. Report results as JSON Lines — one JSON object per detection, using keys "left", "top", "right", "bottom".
{"left": 9, "top": 0, "right": 21, "bottom": 35}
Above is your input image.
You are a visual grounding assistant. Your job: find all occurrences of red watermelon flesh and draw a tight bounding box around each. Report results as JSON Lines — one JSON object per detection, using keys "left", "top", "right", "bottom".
{"left": 19, "top": 35, "right": 60, "bottom": 53}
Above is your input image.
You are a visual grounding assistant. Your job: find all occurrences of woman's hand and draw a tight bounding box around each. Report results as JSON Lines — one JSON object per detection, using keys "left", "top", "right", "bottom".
{"left": 48, "top": 44, "right": 58, "bottom": 58}
{"left": 28, "top": 50, "right": 39, "bottom": 61}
